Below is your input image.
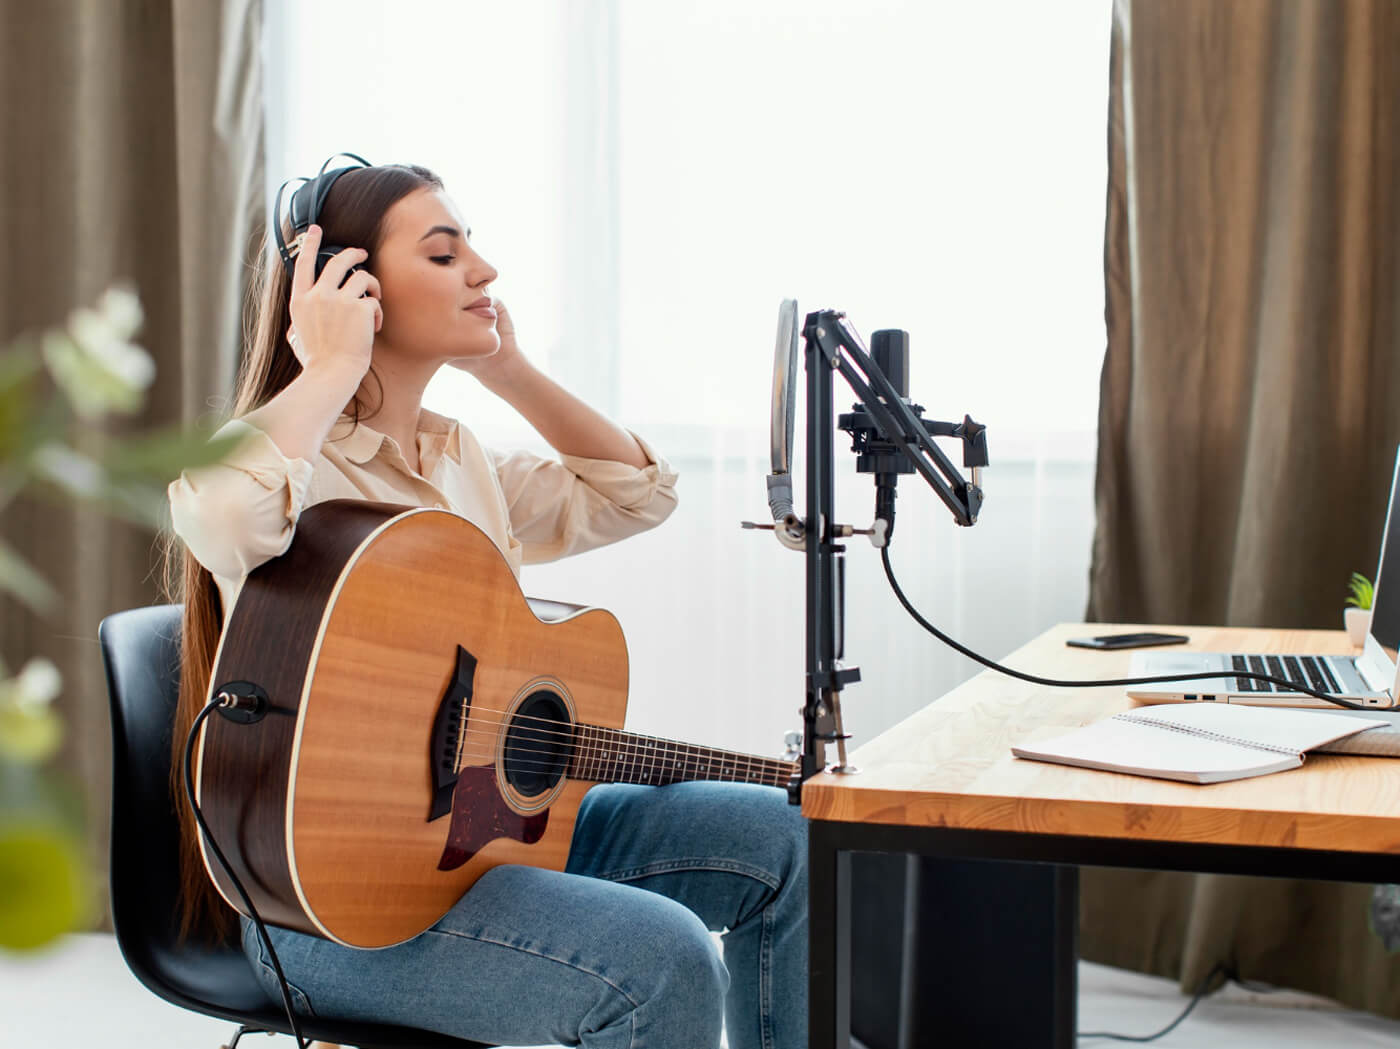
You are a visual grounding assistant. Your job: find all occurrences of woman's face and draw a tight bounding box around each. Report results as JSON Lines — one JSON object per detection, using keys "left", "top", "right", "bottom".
{"left": 371, "top": 186, "right": 500, "bottom": 363}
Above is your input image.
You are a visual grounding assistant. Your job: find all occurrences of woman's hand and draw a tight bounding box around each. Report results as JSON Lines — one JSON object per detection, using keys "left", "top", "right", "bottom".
{"left": 285, "top": 224, "right": 382, "bottom": 390}
{"left": 448, "top": 297, "right": 527, "bottom": 391}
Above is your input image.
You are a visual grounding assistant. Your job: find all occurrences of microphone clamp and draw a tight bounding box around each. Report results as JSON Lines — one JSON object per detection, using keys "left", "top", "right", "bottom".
{"left": 739, "top": 516, "right": 887, "bottom": 549}
{"left": 740, "top": 514, "right": 807, "bottom": 551}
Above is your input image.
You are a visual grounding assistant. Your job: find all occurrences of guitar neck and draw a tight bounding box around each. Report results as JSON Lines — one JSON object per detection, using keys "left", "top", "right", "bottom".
{"left": 570, "top": 724, "right": 796, "bottom": 789}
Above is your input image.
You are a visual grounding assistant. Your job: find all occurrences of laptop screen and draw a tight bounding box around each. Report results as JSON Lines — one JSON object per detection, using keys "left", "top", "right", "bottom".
{"left": 1363, "top": 449, "right": 1400, "bottom": 682}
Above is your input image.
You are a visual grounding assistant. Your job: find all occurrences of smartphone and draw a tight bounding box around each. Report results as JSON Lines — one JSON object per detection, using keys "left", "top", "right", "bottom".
{"left": 1065, "top": 632, "right": 1190, "bottom": 650}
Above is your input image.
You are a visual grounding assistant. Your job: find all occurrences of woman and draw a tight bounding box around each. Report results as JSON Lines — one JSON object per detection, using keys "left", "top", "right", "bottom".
{"left": 162, "top": 162, "right": 808, "bottom": 1049}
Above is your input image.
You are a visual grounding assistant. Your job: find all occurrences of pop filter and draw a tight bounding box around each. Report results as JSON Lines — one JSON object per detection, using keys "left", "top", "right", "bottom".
{"left": 767, "top": 299, "right": 801, "bottom": 527}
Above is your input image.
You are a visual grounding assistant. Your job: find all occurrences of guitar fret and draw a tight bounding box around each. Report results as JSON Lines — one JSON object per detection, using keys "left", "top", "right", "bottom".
{"left": 601, "top": 726, "right": 615, "bottom": 782}
{"left": 572, "top": 724, "right": 586, "bottom": 779}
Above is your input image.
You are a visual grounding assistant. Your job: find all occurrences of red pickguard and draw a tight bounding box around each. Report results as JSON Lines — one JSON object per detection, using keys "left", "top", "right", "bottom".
{"left": 437, "top": 765, "right": 549, "bottom": 871}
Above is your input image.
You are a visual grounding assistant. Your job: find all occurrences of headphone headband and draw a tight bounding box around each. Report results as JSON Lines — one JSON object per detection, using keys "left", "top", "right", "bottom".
{"left": 272, "top": 151, "right": 373, "bottom": 278}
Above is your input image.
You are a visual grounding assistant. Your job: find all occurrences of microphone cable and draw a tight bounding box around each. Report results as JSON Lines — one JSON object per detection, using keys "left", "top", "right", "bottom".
{"left": 182, "top": 694, "right": 309, "bottom": 1049}
{"left": 1077, "top": 961, "right": 1232, "bottom": 1043}
{"left": 879, "top": 544, "right": 1376, "bottom": 710}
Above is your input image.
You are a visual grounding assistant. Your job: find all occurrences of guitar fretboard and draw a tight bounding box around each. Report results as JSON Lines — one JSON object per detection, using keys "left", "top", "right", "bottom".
{"left": 569, "top": 724, "right": 795, "bottom": 789}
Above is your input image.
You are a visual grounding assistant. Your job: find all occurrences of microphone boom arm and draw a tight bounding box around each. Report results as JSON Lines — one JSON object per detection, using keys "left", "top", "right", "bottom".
{"left": 806, "top": 312, "right": 986, "bottom": 528}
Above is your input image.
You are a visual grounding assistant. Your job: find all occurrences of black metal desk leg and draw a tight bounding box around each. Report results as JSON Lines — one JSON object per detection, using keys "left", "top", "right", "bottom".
{"left": 809, "top": 819, "right": 851, "bottom": 1049}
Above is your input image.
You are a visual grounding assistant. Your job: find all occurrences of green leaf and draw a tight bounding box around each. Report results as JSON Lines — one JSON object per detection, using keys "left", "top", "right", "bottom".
{"left": 80, "top": 478, "right": 174, "bottom": 532}
{"left": 0, "top": 340, "right": 41, "bottom": 391}
{"left": 0, "top": 704, "right": 62, "bottom": 764}
{"left": 0, "top": 821, "right": 89, "bottom": 950}
{"left": 0, "top": 539, "right": 59, "bottom": 617}
{"left": 0, "top": 761, "right": 90, "bottom": 951}
{"left": 19, "top": 424, "right": 248, "bottom": 534}
{"left": 1, "top": 392, "right": 69, "bottom": 476}
{"left": 1347, "top": 572, "right": 1375, "bottom": 610}
{"left": 94, "top": 423, "right": 249, "bottom": 481}
{"left": 29, "top": 444, "right": 105, "bottom": 500}
{"left": 0, "top": 345, "right": 42, "bottom": 462}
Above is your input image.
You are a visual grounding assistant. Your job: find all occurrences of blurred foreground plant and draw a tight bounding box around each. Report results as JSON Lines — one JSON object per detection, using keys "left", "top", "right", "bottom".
{"left": 0, "top": 285, "right": 243, "bottom": 951}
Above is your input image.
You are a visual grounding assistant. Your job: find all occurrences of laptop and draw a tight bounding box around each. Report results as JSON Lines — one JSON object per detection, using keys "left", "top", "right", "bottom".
{"left": 1126, "top": 448, "right": 1400, "bottom": 710}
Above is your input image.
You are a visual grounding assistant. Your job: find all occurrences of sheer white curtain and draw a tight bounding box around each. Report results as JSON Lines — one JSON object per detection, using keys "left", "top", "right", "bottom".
{"left": 264, "top": 0, "right": 1109, "bottom": 755}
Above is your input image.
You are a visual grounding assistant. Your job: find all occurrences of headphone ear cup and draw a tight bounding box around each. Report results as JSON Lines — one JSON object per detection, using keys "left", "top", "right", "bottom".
{"left": 313, "top": 245, "right": 365, "bottom": 289}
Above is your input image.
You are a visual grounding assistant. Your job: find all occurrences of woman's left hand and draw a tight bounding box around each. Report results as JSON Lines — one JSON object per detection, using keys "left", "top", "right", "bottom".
{"left": 449, "top": 297, "right": 526, "bottom": 390}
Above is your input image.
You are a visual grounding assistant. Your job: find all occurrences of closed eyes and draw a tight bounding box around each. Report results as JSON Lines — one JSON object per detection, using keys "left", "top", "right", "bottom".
{"left": 430, "top": 255, "right": 455, "bottom": 265}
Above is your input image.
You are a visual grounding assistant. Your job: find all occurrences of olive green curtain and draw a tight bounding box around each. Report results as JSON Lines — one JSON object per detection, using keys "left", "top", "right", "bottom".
{"left": 1085, "top": 0, "right": 1400, "bottom": 1015}
{"left": 0, "top": 0, "right": 265, "bottom": 926}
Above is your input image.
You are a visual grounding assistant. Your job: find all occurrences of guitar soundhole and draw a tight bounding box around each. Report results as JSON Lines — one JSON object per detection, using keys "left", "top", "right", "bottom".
{"left": 503, "top": 690, "right": 572, "bottom": 799}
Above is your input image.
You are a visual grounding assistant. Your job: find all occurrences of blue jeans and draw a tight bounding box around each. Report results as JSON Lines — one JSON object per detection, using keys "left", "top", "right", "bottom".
{"left": 240, "top": 781, "right": 808, "bottom": 1049}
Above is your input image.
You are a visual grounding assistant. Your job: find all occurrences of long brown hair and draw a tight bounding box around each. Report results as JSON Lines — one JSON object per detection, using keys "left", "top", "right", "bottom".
{"left": 157, "top": 162, "right": 443, "bottom": 942}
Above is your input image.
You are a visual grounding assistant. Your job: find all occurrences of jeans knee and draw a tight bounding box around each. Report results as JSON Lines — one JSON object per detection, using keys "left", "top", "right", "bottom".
{"left": 773, "top": 795, "right": 809, "bottom": 892}
{"left": 657, "top": 911, "right": 729, "bottom": 1018}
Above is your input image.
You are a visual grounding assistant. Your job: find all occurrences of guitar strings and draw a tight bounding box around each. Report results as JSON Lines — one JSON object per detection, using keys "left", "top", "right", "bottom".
{"left": 452, "top": 721, "right": 790, "bottom": 776}
{"left": 444, "top": 732, "right": 792, "bottom": 782}
{"left": 431, "top": 708, "right": 794, "bottom": 782}
{"left": 444, "top": 737, "right": 792, "bottom": 782}
{"left": 444, "top": 752, "right": 791, "bottom": 785}
{"left": 443, "top": 700, "right": 785, "bottom": 763}
{"left": 436, "top": 701, "right": 791, "bottom": 771}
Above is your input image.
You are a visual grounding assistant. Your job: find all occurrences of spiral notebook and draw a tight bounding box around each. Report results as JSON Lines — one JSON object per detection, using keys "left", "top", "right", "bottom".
{"left": 1011, "top": 703, "right": 1389, "bottom": 784}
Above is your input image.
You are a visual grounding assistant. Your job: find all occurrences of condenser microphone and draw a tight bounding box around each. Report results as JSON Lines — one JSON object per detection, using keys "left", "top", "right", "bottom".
{"left": 870, "top": 329, "right": 909, "bottom": 402}
{"left": 866, "top": 330, "right": 914, "bottom": 539}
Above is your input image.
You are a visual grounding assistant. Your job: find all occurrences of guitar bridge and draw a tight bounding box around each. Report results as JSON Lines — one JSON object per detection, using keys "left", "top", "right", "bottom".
{"left": 427, "top": 645, "right": 478, "bottom": 821}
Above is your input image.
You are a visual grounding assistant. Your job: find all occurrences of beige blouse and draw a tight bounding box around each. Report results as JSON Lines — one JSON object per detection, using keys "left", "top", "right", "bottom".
{"left": 167, "top": 407, "right": 679, "bottom": 624}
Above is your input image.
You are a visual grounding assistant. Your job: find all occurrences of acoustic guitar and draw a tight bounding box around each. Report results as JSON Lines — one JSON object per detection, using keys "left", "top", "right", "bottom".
{"left": 195, "top": 499, "right": 797, "bottom": 948}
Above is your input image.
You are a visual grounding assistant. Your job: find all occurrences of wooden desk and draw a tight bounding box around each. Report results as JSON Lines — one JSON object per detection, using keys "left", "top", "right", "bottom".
{"left": 802, "top": 623, "right": 1400, "bottom": 1048}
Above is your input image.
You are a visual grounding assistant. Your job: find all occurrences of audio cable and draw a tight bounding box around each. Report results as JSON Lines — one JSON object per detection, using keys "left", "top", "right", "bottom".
{"left": 182, "top": 693, "right": 309, "bottom": 1049}
{"left": 880, "top": 544, "right": 1374, "bottom": 710}
{"left": 1077, "top": 961, "right": 1232, "bottom": 1043}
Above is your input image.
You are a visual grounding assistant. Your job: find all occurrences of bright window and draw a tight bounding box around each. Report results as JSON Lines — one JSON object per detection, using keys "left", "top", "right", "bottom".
{"left": 264, "top": 1, "right": 1112, "bottom": 747}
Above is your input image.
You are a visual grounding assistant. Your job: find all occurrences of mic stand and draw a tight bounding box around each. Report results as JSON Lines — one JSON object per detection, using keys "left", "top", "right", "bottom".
{"left": 781, "top": 309, "right": 988, "bottom": 804}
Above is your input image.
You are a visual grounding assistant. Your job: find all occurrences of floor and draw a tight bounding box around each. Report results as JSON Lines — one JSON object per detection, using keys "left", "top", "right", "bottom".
{"left": 6, "top": 932, "right": 1400, "bottom": 1048}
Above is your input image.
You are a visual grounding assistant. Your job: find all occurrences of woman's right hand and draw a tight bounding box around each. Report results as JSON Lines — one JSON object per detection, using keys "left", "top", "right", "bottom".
{"left": 286, "top": 224, "right": 383, "bottom": 387}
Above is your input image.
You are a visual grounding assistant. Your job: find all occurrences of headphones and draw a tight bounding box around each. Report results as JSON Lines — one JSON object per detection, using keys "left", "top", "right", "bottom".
{"left": 272, "top": 151, "right": 373, "bottom": 287}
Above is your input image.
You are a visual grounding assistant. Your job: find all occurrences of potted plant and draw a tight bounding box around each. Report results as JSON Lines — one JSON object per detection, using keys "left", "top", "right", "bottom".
{"left": 0, "top": 286, "right": 242, "bottom": 952}
{"left": 1345, "top": 571, "right": 1374, "bottom": 647}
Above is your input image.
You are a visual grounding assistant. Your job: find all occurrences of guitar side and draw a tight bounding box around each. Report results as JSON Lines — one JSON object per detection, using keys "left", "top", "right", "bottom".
{"left": 197, "top": 500, "right": 400, "bottom": 934}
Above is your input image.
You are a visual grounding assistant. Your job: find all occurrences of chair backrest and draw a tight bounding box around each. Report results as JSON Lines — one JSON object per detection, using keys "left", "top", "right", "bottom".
{"left": 99, "top": 604, "right": 280, "bottom": 1019}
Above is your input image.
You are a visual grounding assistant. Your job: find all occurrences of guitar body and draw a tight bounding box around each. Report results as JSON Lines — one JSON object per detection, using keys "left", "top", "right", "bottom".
{"left": 197, "top": 501, "right": 628, "bottom": 948}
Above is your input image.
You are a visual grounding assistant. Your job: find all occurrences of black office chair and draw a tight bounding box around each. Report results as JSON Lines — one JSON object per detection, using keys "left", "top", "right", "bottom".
{"left": 100, "top": 603, "right": 493, "bottom": 1049}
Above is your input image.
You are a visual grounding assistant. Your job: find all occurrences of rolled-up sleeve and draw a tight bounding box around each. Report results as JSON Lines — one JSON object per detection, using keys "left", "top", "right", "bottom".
{"left": 167, "top": 418, "right": 316, "bottom": 579}
{"left": 487, "top": 430, "right": 679, "bottom": 564}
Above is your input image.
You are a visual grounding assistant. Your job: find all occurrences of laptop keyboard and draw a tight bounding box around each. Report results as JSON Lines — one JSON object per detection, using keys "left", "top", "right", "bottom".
{"left": 1231, "top": 654, "right": 1341, "bottom": 694}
